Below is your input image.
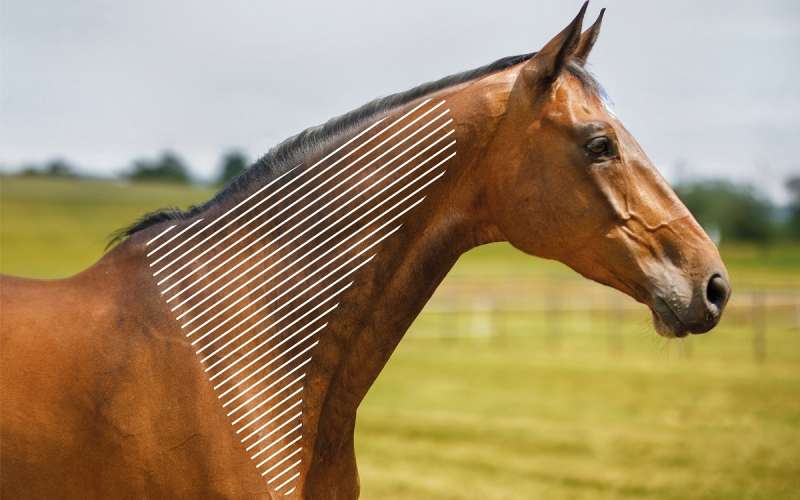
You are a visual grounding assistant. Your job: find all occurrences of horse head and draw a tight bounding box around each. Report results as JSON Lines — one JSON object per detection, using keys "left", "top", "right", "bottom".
{"left": 483, "top": 3, "right": 730, "bottom": 337}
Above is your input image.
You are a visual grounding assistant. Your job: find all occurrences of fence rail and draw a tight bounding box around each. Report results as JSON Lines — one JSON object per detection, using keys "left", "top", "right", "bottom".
{"left": 410, "top": 288, "right": 800, "bottom": 363}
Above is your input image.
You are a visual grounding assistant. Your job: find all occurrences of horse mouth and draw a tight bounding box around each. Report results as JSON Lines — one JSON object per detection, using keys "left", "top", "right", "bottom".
{"left": 650, "top": 298, "right": 689, "bottom": 338}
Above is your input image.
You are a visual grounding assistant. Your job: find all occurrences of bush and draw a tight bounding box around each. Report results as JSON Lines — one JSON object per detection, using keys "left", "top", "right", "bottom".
{"left": 786, "top": 176, "right": 800, "bottom": 241}
{"left": 675, "top": 180, "right": 775, "bottom": 243}
{"left": 216, "top": 150, "right": 249, "bottom": 186}
{"left": 19, "top": 159, "right": 77, "bottom": 178}
{"left": 127, "top": 151, "right": 190, "bottom": 184}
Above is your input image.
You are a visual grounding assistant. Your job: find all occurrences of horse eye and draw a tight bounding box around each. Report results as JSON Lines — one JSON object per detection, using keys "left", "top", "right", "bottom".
{"left": 585, "top": 136, "right": 613, "bottom": 159}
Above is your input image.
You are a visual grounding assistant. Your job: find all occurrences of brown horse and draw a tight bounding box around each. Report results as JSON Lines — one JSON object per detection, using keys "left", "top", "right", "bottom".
{"left": 0, "top": 4, "right": 730, "bottom": 499}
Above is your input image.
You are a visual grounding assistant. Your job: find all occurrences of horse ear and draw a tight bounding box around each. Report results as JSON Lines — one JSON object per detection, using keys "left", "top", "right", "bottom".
{"left": 522, "top": 1, "right": 588, "bottom": 87}
{"left": 573, "top": 8, "right": 605, "bottom": 65}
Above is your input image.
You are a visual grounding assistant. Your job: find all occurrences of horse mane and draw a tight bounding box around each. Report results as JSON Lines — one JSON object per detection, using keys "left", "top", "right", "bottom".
{"left": 109, "top": 51, "right": 601, "bottom": 248}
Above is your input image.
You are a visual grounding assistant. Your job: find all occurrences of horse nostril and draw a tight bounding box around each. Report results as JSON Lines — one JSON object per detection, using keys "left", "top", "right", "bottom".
{"left": 705, "top": 274, "right": 730, "bottom": 312}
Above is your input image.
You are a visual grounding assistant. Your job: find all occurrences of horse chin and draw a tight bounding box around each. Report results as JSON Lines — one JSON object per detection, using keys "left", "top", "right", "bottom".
{"left": 650, "top": 303, "right": 689, "bottom": 339}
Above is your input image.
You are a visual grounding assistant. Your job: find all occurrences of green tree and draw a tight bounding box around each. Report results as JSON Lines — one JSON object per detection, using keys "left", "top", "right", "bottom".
{"left": 786, "top": 176, "right": 800, "bottom": 240}
{"left": 216, "top": 150, "right": 249, "bottom": 186}
{"left": 18, "top": 158, "right": 77, "bottom": 177}
{"left": 45, "top": 159, "right": 77, "bottom": 177}
{"left": 675, "top": 180, "right": 775, "bottom": 243}
{"left": 127, "top": 151, "right": 191, "bottom": 184}
{"left": 19, "top": 164, "right": 42, "bottom": 176}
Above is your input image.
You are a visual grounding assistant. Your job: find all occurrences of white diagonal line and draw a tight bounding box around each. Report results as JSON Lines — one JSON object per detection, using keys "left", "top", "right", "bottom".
{"left": 182, "top": 219, "right": 398, "bottom": 344}
{"left": 199, "top": 162, "right": 448, "bottom": 366}
{"left": 188, "top": 223, "right": 397, "bottom": 341}
{"left": 194, "top": 254, "right": 373, "bottom": 355}
{"left": 234, "top": 388, "right": 303, "bottom": 434}
{"left": 194, "top": 252, "right": 371, "bottom": 357}
{"left": 256, "top": 435, "right": 303, "bottom": 469}
{"left": 197, "top": 137, "right": 454, "bottom": 383}
{"left": 146, "top": 225, "right": 175, "bottom": 246}
{"left": 183, "top": 219, "right": 398, "bottom": 337}
{"left": 237, "top": 387, "right": 303, "bottom": 434}
{"left": 146, "top": 218, "right": 204, "bottom": 257}
{"left": 179, "top": 199, "right": 411, "bottom": 331}
{"left": 207, "top": 290, "right": 344, "bottom": 378}
{"left": 209, "top": 304, "right": 336, "bottom": 382}
{"left": 245, "top": 411, "right": 302, "bottom": 452}
{"left": 151, "top": 99, "right": 431, "bottom": 271}
{"left": 216, "top": 323, "right": 325, "bottom": 397}
{"left": 156, "top": 101, "right": 442, "bottom": 284}
{"left": 178, "top": 133, "right": 454, "bottom": 325}
{"left": 254, "top": 441, "right": 302, "bottom": 466}
{"left": 192, "top": 160, "right": 446, "bottom": 348}
{"left": 177, "top": 133, "right": 453, "bottom": 323}
{"left": 153, "top": 99, "right": 439, "bottom": 278}
{"left": 272, "top": 472, "right": 301, "bottom": 492}
{"left": 214, "top": 321, "right": 326, "bottom": 392}
{"left": 142, "top": 103, "right": 457, "bottom": 496}
{"left": 159, "top": 104, "right": 448, "bottom": 295}
{"left": 225, "top": 355, "right": 311, "bottom": 414}
{"left": 241, "top": 400, "right": 303, "bottom": 441}
{"left": 224, "top": 348, "right": 314, "bottom": 414}
{"left": 267, "top": 459, "right": 302, "bottom": 484}
{"left": 229, "top": 368, "right": 310, "bottom": 423}
{"left": 260, "top": 447, "right": 303, "bottom": 475}
{"left": 250, "top": 423, "right": 303, "bottom": 460}
{"left": 196, "top": 271, "right": 355, "bottom": 373}
{"left": 148, "top": 164, "right": 300, "bottom": 267}
{"left": 168, "top": 134, "right": 454, "bottom": 314}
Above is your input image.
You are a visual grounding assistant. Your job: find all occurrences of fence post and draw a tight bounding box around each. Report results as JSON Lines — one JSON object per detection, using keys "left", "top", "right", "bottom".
{"left": 471, "top": 298, "right": 493, "bottom": 340}
{"left": 546, "top": 288, "right": 562, "bottom": 352}
{"left": 753, "top": 291, "right": 766, "bottom": 364}
{"left": 491, "top": 302, "right": 506, "bottom": 345}
{"left": 607, "top": 294, "right": 625, "bottom": 356}
{"left": 439, "top": 308, "right": 451, "bottom": 341}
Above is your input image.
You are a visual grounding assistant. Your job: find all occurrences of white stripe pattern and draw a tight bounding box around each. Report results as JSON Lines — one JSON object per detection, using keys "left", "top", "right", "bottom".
{"left": 145, "top": 99, "right": 455, "bottom": 496}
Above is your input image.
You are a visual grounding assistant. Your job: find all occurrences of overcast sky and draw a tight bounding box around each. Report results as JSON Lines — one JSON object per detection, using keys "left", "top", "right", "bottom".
{"left": 1, "top": 0, "right": 798, "bottom": 202}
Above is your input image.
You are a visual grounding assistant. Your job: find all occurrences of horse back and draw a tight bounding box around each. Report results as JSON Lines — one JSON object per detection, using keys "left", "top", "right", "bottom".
{"left": 0, "top": 248, "right": 272, "bottom": 499}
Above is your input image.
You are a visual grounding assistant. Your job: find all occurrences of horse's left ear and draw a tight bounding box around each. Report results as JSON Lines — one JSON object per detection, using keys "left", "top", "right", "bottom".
{"left": 522, "top": 2, "right": 587, "bottom": 88}
{"left": 573, "top": 8, "right": 605, "bottom": 65}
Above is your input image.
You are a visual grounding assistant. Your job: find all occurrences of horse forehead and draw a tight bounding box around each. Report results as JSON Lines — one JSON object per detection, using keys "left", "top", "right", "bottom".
{"left": 544, "top": 76, "right": 607, "bottom": 125}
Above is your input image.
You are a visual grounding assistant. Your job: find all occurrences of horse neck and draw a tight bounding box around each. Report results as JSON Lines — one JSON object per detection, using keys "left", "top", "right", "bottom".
{"left": 138, "top": 77, "right": 510, "bottom": 496}
{"left": 298, "top": 87, "right": 511, "bottom": 493}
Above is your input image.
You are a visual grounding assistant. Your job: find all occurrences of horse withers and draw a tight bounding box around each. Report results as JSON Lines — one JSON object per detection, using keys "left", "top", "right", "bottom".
{"left": 0, "top": 3, "right": 730, "bottom": 499}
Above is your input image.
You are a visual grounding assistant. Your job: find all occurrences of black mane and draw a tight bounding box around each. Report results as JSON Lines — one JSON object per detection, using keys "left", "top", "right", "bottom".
{"left": 111, "top": 52, "right": 541, "bottom": 246}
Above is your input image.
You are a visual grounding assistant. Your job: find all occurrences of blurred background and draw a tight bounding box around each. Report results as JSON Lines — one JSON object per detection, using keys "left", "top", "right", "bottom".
{"left": 1, "top": 0, "right": 798, "bottom": 498}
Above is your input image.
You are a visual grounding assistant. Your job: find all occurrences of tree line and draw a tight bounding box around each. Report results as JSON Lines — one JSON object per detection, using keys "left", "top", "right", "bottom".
{"left": 675, "top": 180, "right": 800, "bottom": 243}
{"left": 16, "top": 149, "right": 248, "bottom": 187}
{"left": 9, "top": 152, "right": 800, "bottom": 244}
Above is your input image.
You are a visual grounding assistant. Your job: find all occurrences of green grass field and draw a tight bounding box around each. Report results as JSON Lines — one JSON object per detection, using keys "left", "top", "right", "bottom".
{"left": 2, "top": 176, "right": 799, "bottom": 499}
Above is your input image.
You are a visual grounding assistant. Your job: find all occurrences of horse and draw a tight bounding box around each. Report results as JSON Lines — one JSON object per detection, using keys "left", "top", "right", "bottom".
{"left": 0, "top": 3, "right": 731, "bottom": 498}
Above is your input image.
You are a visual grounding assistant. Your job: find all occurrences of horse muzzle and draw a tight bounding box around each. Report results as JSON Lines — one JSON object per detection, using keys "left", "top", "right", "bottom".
{"left": 650, "top": 272, "right": 731, "bottom": 338}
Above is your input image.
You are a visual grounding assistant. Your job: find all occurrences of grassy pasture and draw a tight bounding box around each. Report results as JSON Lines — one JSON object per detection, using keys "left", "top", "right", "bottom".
{"left": 1, "top": 176, "right": 798, "bottom": 499}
